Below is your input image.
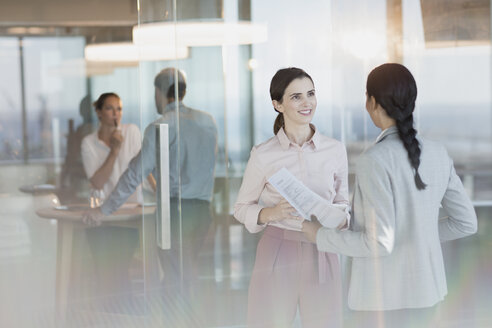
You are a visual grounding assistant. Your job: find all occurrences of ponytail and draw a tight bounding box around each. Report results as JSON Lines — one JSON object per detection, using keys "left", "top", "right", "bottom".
{"left": 273, "top": 113, "right": 285, "bottom": 135}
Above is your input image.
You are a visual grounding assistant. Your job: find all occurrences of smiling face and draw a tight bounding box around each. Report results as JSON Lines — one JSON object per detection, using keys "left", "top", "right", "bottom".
{"left": 97, "top": 95, "right": 122, "bottom": 127}
{"left": 273, "top": 77, "right": 316, "bottom": 128}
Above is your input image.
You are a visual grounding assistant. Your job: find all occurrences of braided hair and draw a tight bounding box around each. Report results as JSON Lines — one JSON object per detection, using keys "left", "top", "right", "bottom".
{"left": 366, "top": 63, "right": 427, "bottom": 190}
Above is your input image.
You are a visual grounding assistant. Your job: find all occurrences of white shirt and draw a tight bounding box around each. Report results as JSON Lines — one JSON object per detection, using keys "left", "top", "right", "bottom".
{"left": 81, "top": 123, "right": 143, "bottom": 204}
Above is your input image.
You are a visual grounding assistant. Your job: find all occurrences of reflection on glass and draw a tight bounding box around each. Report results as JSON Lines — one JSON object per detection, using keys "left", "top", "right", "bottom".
{"left": 0, "top": 37, "right": 22, "bottom": 162}
{"left": 0, "top": 0, "right": 490, "bottom": 327}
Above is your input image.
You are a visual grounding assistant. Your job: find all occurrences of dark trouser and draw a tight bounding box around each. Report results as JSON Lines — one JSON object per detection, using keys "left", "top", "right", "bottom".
{"left": 86, "top": 226, "right": 139, "bottom": 301}
{"left": 157, "top": 199, "right": 213, "bottom": 294}
{"left": 348, "top": 305, "right": 441, "bottom": 328}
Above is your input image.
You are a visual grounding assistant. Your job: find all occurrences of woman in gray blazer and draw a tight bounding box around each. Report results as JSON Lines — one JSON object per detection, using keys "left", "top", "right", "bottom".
{"left": 302, "top": 63, "right": 477, "bottom": 328}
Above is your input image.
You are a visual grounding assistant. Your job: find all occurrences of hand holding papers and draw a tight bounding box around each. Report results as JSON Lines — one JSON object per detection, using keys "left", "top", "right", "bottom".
{"left": 268, "top": 168, "right": 347, "bottom": 228}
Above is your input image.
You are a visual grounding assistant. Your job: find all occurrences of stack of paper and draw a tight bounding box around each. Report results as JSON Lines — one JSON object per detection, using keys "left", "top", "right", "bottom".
{"left": 268, "top": 167, "right": 347, "bottom": 228}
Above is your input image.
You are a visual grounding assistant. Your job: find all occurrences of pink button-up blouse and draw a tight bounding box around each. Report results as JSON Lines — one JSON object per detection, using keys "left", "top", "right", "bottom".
{"left": 234, "top": 125, "right": 349, "bottom": 233}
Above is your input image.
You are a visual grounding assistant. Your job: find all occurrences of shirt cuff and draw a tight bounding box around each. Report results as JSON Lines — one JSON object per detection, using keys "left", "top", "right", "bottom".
{"left": 244, "top": 204, "right": 267, "bottom": 233}
{"left": 337, "top": 204, "right": 351, "bottom": 231}
{"left": 339, "top": 214, "right": 350, "bottom": 231}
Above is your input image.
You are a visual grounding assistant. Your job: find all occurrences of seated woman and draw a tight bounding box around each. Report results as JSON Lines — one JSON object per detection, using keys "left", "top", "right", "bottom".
{"left": 81, "top": 92, "right": 142, "bottom": 306}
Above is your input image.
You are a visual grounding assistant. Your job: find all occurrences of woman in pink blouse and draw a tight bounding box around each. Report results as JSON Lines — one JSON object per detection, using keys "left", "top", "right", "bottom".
{"left": 234, "top": 67, "right": 349, "bottom": 327}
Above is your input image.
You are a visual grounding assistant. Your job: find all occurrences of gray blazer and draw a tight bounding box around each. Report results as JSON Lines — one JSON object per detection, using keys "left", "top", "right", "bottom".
{"left": 316, "top": 126, "right": 477, "bottom": 311}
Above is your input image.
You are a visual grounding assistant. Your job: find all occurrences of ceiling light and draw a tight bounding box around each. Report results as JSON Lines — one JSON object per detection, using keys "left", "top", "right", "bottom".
{"left": 48, "top": 59, "right": 137, "bottom": 77}
{"left": 84, "top": 42, "right": 189, "bottom": 62}
{"left": 133, "top": 21, "right": 268, "bottom": 47}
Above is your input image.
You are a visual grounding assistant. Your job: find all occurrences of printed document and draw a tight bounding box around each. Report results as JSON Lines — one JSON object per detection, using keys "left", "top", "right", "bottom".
{"left": 268, "top": 167, "right": 346, "bottom": 228}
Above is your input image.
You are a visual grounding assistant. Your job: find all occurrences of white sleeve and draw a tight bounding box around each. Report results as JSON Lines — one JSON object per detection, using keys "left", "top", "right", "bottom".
{"left": 80, "top": 135, "right": 98, "bottom": 179}
{"left": 127, "top": 124, "right": 142, "bottom": 157}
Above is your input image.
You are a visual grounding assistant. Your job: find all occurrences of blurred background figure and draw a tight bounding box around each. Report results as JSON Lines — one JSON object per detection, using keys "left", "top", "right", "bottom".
{"left": 59, "top": 95, "right": 95, "bottom": 203}
{"left": 83, "top": 68, "right": 218, "bottom": 312}
{"left": 80, "top": 92, "right": 142, "bottom": 308}
{"left": 152, "top": 68, "right": 218, "bottom": 305}
{"left": 82, "top": 92, "right": 143, "bottom": 206}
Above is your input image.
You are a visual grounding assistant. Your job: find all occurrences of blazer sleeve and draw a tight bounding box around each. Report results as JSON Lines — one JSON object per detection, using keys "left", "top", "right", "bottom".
{"left": 332, "top": 143, "right": 351, "bottom": 225}
{"left": 233, "top": 147, "right": 268, "bottom": 233}
{"left": 438, "top": 157, "right": 478, "bottom": 241}
{"left": 316, "top": 154, "right": 395, "bottom": 257}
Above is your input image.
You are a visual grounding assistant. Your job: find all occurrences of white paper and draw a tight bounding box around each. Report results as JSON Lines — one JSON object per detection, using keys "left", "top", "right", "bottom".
{"left": 268, "top": 167, "right": 347, "bottom": 228}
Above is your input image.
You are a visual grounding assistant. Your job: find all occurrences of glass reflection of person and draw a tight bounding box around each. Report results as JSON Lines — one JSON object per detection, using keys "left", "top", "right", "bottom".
{"left": 80, "top": 93, "right": 142, "bottom": 304}
{"left": 302, "top": 63, "right": 478, "bottom": 328}
{"left": 59, "top": 95, "right": 95, "bottom": 202}
{"left": 82, "top": 68, "right": 218, "bottom": 298}
{"left": 234, "top": 67, "right": 349, "bottom": 328}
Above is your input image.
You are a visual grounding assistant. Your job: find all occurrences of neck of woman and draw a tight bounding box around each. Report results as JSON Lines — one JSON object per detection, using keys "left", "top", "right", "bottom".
{"left": 379, "top": 120, "right": 396, "bottom": 131}
{"left": 284, "top": 123, "right": 313, "bottom": 146}
{"left": 98, "top": 124, "right": 115, "bottom": 145}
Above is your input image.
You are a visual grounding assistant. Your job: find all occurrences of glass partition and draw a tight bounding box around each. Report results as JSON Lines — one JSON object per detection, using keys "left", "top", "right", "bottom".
{"left": 134, "top": 0, "right": 492, "bottom": 326}
{"left": 0, "top": 0, "right": 490, "bottom": 327}
{"left": 0, "top": 38, "right": 23, "bottom": 162}
{"left": 403, "top": 0, "right": 492, "bottom": 205}
{"left": 134, "top": 0, "right": 491, "bottom": 326}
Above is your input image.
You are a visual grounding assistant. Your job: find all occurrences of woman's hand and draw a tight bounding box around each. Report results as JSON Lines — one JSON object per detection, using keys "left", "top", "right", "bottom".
{"left": 82, "top": 207, "right": 104, "bottom": 227}
{"left": 258, "top": 199, "right": 300, "bottom": 225}
{"left": 337, "top": 217, "right": 348, "bottom": 230}
{"left": 109, "top": 129, "right": 123, "bottom": 153}
{"left": 302, "top": 215, "right": 323, "bottom": 243}
{"left": 89, "top": 130, "right": 122, "bottom": 189}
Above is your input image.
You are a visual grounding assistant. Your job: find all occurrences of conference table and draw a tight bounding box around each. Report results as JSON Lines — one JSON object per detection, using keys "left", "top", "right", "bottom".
{"left": 36, "top": 203, "right": 159, "bottom": 321}
{"left": 19, "top": 183, "right": 58, "bottom": 195}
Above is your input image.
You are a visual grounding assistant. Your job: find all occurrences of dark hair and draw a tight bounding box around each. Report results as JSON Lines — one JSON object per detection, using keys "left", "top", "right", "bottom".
{"left": 166, "top": 82, "right": 187, "bottom": 100}
{"left": 93, "top": 92, "right": 120, "bottom": 111}
{"left": 154, "top": 68, "right": 187, "bottom": 100}
{"left": 366, "top": 63, "right": 426, "bottom": 190}
{"left": 270, "top": 67, "right": 314, "bottom": 134}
